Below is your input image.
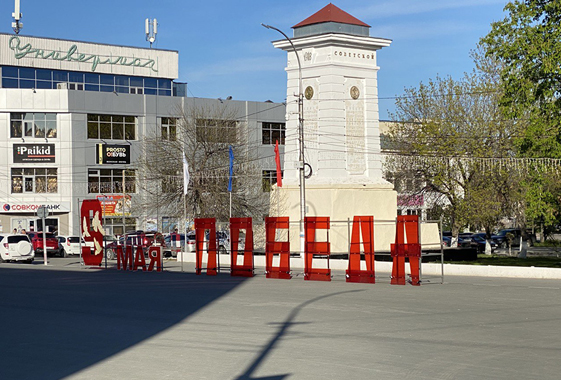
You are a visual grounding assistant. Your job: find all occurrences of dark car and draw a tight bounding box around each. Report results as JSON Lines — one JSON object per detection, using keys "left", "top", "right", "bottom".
{"left": 470, "top": 234, "right": 497, "bottom": 253}
{"left": 492, "top": 229, "right": 536, "bottom": 248}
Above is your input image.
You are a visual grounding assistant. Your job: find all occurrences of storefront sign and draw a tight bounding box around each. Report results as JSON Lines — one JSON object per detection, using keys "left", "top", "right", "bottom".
{"left": 96, "top": 144, "right": 131, "bottom": 165}
{"left": 96, "top": 195, "right": 131, "bottom": 216}
{"left": 13, "top": 144, "right": 55, "bottom": 163}
{"left": 1, "top": 202, "right": 71, "bottom": 213}
{"left": 9, "top": 36, "right": 158, "bottom": 73}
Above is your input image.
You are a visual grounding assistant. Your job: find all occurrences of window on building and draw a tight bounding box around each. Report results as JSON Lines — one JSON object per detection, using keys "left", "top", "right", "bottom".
{"left": 10, "top": 113, "right": 57, "bottom": 138}
{"left": 11, "top": 168, "right": 57, "bottom": 193}
{"left": 262, "top": 122, "right": 286, "bottom": 145}
{"left": 161, "top": 117, "right": 178, "bottom": 140}
{"left": 196, "top": 119, "right": 237, "bottom": 144}
{"left": 88, "top": 169, "right": 136, "bottom": 194}
{"left": 87, "top": 114, "right": 136, "bottom": 140}
{"left": 1, "top": 66, "right": 177, "bottom": 97}
{"left": 262, "top": 170, "right": 282, "bottom": 192}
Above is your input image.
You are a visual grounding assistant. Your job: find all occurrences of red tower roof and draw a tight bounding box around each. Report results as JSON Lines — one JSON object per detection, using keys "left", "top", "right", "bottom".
{"left": 293, "top": 3, "right": 370, "bottom": 29}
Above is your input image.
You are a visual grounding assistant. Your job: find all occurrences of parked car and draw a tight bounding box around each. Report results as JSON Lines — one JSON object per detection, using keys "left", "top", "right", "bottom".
{"left": 442, "top": 236, "right": 451, "bottom": 247}
{"left": 164, "top": 233, "right": 185, "bottom": 257}
{"left": 105, "top": 231, "right": 166, "bottom": 260}
{"left": 0, "top": 233, "right": 34, "bottom": 263}
{"left": 469, "top": 234, "right": 497, "bottom": 253}
{"left": 27, "top": 231, "right": 61, "bottom": 257}
{"left": 492, "top": 229, "right": 536, "bottom": 248}
{"left": 57, "top": 236, "right": 92, "bottom": 257}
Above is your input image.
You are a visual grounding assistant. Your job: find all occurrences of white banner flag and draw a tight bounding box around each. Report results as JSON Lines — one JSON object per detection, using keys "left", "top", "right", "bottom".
{"left": 183, "top": 154, "right": 189, "bottom": 195}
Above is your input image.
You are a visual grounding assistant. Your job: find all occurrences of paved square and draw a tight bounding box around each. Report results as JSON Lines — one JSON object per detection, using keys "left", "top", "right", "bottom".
{"left": 1, "top": 259, "right": 560, "bottom": 379}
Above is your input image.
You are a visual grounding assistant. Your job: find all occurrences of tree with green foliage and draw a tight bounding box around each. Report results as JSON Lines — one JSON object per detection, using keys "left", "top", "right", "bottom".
{"left": 385, "top": 50, "right": 520, "bottom": 237}
{"left": 482, "top": 0, "right": 561, "bottom": 157}
{"left": 482, "top": 0, "right": 561, "bottom": 234}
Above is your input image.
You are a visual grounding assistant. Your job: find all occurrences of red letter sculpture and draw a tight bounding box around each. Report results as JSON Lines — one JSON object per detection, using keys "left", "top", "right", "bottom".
{"left": 391, "top": 215, "right": 421, "bottom": 286}
{"left": 195, "top": 218, "right": 217, "bottom": 275}
{"left": 80, "top": 199, "right": 104, "bottom": 266}
{"left": 230, "top": 218, "right": 254, "bottom": 277}
{"left": 304, "top": 217, "right": 331, "bottom": 281}
{"left": 346, "top": 216, "right": 375, "bottom": 283}
{"left": 265, "top": 217, "right": 291, "bottom": 279}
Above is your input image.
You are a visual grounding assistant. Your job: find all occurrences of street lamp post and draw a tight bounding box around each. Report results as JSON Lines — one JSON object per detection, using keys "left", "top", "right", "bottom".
{"left": 262, "top": 23, "right": 307, "bottom": 255}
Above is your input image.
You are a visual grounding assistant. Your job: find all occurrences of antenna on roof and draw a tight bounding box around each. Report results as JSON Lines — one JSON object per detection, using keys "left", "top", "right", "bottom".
{"left": 12, "top": 0, "right": 23, "bottom": 34}
{"left": 145, "top": 18, "right": 157, "bottom": 48}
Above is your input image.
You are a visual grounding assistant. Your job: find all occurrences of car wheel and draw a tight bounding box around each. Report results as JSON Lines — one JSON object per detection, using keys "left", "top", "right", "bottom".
{"left": 106, "top": 249, "right": 114, "bottom": 260}
{"left": 25, "top": 258, "right": 33, "bottom": 264}
{"left": 61, "top": 249, "right": 68, "bottom": 258}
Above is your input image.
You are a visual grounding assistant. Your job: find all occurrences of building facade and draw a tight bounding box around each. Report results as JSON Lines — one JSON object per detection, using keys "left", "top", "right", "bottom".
{"left": 0, "top": 33, "right": 285, "bottom": 236}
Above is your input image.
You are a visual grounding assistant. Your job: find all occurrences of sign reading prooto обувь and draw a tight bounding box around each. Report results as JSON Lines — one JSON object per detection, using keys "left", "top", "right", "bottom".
{"left": 96, "top": 144, "right": 131, "bottom": 164}
{"left": 13, "top": 144, "right": 55, "bottom": 163}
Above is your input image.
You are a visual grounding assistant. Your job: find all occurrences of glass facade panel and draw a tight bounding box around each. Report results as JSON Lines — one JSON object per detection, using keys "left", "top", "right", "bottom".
{"left": 20, "top": 79, "right": 34, "bottom": 88}
{"left": 115, "top": 76, "right": 129, "bottom": 86}
{"left": 69, "top": 72, "right": 84, "bottom": 82}
{"left": 19, "top": 68, "right": 35, "bottom": 79}
{"left": 2, "top": 78, "right": 18, "bottom": 88}
{"left": 2, "top": 66, "right": 180, "bottom": 96}
{"left": 53, "top": 71, "right": 68, "bottom": 82}
{"left": 130, "top": 77, "right": 143, "bottom": 87}
{"left": 36, "top": 81, "right": 52, "bottom": 89}
{"left": 85, "top": 73, "right": 100, "bottom": 84}
{"left": 36, "top": 69, "right": 52, "bottom": 80}
{"left": 2, "top": 66, "right": 18, "bottom": 77}
{"left": 100, "top": 74, "right": 114, "bottom": 85}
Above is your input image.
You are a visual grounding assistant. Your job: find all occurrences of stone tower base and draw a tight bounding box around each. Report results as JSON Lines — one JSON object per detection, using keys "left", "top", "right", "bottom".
{"left": 270, "top": 183, "right": 397, "bottom": 254}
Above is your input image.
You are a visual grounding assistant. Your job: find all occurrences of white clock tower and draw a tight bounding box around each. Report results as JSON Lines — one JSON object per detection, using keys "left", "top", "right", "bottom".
{"left": 270, "top": 4, "right": 397, "bottom": 252}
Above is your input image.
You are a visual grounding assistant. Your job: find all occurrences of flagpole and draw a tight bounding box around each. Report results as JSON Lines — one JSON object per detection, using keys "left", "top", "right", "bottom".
{"left": 182, "top": 191, "right": 185, "bottom": 273}
{"left": 182, "top": 151, "right": 190, "bottom": 273}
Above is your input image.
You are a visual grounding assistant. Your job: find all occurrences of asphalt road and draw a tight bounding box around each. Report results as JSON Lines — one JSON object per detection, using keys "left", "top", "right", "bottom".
{"left": 1, "top": 257, "right": 560, "bottom": 380}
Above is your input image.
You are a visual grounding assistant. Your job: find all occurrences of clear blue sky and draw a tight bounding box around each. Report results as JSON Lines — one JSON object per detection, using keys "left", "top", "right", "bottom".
{"left": 1, "top": 0, "right": 509, "bottom": 119}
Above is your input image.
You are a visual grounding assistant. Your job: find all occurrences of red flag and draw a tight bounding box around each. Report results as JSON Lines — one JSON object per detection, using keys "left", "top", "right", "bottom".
{"left": 274, "top": 140, "right": 282, "bottom": 188}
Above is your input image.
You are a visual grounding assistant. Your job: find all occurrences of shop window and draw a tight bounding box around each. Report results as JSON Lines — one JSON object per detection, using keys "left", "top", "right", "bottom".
{"left": 11, "top": 168, "right": 57, "bottom": 193}
{"left": 87, "top": 114, "right": 136, "bottom": 140}
{"left": 10, "top": 113, "right": 57, "bottom": 139}
{"left": 88, "top": 169, "right": 136, "bottom": 194}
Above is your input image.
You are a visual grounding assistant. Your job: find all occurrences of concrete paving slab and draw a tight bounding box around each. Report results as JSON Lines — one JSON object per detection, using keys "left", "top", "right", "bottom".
{"left": 1, "top": 258, "right": 560, "bottom": 379}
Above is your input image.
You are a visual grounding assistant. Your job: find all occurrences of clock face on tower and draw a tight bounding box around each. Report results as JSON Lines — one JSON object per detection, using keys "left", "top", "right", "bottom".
{"left": 350, "top": 86, "right": 360, "bottom": 100}
{"left": 305, "top": 86, "right": 314, "bottom": 100}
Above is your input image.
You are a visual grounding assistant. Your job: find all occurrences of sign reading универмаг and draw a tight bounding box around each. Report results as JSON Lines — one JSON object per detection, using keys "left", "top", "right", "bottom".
{"left": 97, "top": 144, "right": 131, "bottom": 164}
{"left": 13, "top": 144, "right": 55, "bottom": 163}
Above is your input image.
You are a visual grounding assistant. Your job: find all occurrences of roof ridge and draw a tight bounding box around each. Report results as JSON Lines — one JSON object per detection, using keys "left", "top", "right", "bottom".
{"left": 293, "top": 3, "right": 370, "bottom": 29}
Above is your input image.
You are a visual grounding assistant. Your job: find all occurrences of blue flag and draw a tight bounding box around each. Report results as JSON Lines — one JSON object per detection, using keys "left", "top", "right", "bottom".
{"left": 228, "top": 146, "right": 233, "bottom": 192}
